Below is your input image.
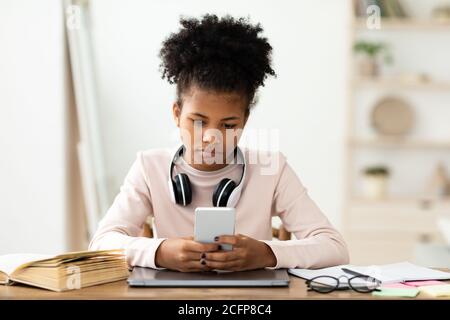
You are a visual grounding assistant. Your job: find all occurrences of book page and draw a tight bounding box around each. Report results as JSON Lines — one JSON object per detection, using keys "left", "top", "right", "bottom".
{"left": 344, "top": 262, "right": 450, "bottom": 283}
{"left": 0, "top": 254, "right": 52, "bottom": 276}
{"left": 289, "top": 265, "right": 350, "bottom": 280}
{"left": 45, "top": 249, "right": 124, "bottom": 262}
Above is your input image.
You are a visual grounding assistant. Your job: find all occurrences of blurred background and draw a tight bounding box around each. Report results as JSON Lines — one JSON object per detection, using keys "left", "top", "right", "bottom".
{"left": 1, "top": 0, "right": 450, "bottom": 267}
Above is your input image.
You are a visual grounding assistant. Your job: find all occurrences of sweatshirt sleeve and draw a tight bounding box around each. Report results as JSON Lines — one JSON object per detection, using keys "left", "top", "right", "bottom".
{"left": 88, "top": 152, "right": 166, "bottom": 270}
{"left": 260, "top": 154, "right": 350, "bottom": 269}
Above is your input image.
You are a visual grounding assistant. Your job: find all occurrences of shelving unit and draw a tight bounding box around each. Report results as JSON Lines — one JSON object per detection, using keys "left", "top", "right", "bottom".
{"left": 343, "top": 1, "right": 450, "bottom": 265}
{"left": 354, "top": 78, "right": 450, "bottom": 91}
{"left": 350, "top": 138, "right": 450, "bottom": 149}
{"left": 354, "top": 18, "right": 450, "bottom": 31}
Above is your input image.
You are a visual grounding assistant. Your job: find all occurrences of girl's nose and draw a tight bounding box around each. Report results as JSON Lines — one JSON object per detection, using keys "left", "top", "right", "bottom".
{"left": 202, "top": 129, "right": 222, "bottom": 145}
{"left": 202, "top": 132, "right": 213, "bottom": 143}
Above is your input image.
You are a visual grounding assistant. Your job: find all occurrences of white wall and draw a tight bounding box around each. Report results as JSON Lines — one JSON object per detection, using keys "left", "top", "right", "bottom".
{"left": 90, "top": 0, "right": 351, "bottom": 227}
{"left": 0, "top": 0, "right": 67, "bottom": 254}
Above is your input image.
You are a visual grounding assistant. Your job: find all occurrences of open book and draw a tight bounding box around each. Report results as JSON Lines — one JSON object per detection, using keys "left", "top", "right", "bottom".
{"left": 288, "top": 262, "right": 450, "bottom": 287}
{"left": 0, "top": 249, "right": 130, "bottom": 292}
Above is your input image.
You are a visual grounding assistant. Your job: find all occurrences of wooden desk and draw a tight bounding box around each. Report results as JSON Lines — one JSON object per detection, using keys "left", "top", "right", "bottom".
{"left": 1, "top": 275, "right": 449, "bottom": 300}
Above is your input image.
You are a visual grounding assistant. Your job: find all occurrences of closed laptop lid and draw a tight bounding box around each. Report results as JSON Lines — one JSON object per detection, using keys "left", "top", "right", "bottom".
{"left": 128, "top": 267, "right": 290, "bottom": 287}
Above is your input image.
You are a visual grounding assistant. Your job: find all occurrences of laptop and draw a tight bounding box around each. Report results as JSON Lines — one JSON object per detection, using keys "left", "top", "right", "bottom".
{"left": 128, "top": 267, "right": 290, "bottom": 287}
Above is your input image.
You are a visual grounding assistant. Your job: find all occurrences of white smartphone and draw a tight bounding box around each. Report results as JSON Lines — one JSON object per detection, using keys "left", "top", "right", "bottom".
{"left": 194, "top": 207, "right": 236, "bottom": 251}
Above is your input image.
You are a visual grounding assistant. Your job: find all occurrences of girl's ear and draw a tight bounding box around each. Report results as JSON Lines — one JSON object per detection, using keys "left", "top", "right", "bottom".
{"left": 172, "top": 102, "right": 181, "bottom": 127}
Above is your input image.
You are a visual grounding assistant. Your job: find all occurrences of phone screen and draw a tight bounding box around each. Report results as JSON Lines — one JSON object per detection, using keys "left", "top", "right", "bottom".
{"left": 194, "top": 207, "right": 236, "bottom": 251}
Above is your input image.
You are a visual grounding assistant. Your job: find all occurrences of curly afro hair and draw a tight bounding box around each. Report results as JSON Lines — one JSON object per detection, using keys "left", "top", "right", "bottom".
{"left": 159, "top": 14, "right": 276, "bottom": 112}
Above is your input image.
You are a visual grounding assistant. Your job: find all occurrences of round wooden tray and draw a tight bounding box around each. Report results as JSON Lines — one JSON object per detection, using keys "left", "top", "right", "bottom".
{"left": 371, "top": 96, "right": 415, "bottom": 136}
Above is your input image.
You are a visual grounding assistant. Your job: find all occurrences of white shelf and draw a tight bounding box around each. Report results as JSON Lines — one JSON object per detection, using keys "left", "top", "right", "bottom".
{"left": 349, "top": 138, "right": 450, "bottom": 149}
{"left": 349, "top": 196, "right": 450, "bottom": 207}
{"left": 354, "top": 18, "right": 450, "bottom": 31}
{"left": 354, "top": 78, "right": 450, "bottom": 91}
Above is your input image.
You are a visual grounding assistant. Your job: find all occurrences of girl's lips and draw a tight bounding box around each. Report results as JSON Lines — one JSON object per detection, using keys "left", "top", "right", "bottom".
{"left": 194, "top": 150, "right": 225, "bottom": 161}
{"left": 195, "top": 149, "right": 223, "bottom": 154}
{"left": 201, "top": 151, "right": 222, "bottom": 157}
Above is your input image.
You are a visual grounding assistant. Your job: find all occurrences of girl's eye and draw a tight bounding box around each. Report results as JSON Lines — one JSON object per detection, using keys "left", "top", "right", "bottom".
{"left": 224, "top": 124, "right": 237, "bottom": 129}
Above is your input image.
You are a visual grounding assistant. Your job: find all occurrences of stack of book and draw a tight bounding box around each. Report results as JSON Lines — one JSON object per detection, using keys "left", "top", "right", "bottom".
{"left": 0, "top": 249, "right": 129, "bottom": 292}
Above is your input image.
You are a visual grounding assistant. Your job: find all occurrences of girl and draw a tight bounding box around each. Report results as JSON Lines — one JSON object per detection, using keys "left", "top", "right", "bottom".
{"left": 89, "top": 14, "right": 349, "bottom": 272}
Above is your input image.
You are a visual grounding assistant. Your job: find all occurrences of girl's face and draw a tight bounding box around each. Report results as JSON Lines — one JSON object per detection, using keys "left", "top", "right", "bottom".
{"left": 173, "top": 85, "right": 248, "bottom": 171}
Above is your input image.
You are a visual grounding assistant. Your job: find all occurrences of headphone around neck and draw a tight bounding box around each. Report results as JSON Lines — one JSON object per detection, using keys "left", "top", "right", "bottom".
{"left": 167, "top": 145, "right": 246, "bottom": 207}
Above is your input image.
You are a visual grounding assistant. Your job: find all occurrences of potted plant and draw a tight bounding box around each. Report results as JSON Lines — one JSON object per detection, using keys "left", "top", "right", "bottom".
{"left": 354, "top": 41, "right": 392, "bottom": 78}
{"left": 362, "top": 165, "right": 390, "bottom": 199}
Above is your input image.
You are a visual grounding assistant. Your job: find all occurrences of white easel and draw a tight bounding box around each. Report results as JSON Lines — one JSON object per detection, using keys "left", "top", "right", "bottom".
{"left": 64, "top": 0, "right": 109, "bottom": 241}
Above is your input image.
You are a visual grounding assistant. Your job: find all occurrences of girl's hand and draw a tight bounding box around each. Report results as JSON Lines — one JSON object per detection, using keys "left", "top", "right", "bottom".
{"left": 204, "top": 234, "right": 277, "bottom": 271}
{"left": 155, "top": 237, "right": 219, "bottom": 272}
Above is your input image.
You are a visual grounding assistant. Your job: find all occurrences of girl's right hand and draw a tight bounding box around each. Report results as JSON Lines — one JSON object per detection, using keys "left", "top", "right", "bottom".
{"left": 155, "top": 236, "right": 220, "bottom": 272}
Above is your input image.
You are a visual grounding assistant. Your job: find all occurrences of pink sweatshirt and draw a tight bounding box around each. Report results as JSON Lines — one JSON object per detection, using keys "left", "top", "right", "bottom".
{"left": 89, "top": 147, "right": 350, "bottom": 270}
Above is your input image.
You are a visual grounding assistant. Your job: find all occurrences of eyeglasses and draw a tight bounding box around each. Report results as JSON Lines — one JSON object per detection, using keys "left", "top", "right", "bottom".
{"left": 305, "top": 275, "right": 381, "bottom": 294}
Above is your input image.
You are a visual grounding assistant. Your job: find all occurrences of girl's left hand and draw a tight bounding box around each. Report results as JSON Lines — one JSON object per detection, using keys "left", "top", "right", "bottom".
{"left": 203, "top": 234, "right": 277, "bottom": 271}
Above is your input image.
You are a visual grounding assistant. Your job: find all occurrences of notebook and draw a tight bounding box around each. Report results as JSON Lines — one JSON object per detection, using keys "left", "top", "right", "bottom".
{"left": 0, "top": 249, "right": 130, "bottom": 292}
{"left": 288, "top": 262, "right": 450, "bottom": 286}
{"left": 419, "top": 284, "right": 450, "bottom": 297}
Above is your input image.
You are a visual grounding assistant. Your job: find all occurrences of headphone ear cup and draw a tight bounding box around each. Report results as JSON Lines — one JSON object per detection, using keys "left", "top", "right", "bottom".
{"left": 212, "top": 178, "right": 236, "bottom": 207}
{"left": 173, "top": 173, "right": 192, "bottom": 206}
